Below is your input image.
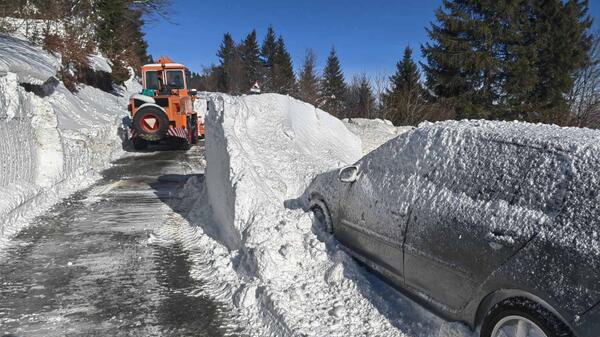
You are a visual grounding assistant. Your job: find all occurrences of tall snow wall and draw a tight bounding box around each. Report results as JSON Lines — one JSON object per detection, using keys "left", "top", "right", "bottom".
{"left": 0, "top": 34, "right": 132, "bottom": 244}
{"left": 202, "top": 93, "right": 434, "bottom": 337}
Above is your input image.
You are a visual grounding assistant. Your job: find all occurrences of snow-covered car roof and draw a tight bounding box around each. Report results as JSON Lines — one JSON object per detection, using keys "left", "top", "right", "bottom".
{"left": 378, "top": 120, "right": 600, "bottom": 259}
{"left": 415, "top": 119, "right": 600, "bottom": 155}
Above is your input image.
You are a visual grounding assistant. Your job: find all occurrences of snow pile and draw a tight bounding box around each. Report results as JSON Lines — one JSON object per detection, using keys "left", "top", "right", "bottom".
{"left": 343, "top": 118, "right": 413, "bottom": 154}
{"left": 87, "top": 53, "right": 112, "bottom": 73}
{"left": 0, "top": 33, "right": 60, "bottom": 84}
{"left": 0, "top": 34, "right": 130, "bottom": 245}
{"left": 0, "top": 17, "right": 64, "bottom": 45}
{"left": 200, "top": 93, "right": 468, "bottom": 336}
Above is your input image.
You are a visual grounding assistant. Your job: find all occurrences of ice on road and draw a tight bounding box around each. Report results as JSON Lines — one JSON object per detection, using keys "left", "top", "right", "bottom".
{"left": 0, "top": 145, "right": 241, "bottom": 337}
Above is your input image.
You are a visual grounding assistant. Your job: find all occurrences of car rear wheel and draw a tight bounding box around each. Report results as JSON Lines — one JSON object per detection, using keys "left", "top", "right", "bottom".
{"left": 481, "top": 298, "right": 572, "bottom": 337}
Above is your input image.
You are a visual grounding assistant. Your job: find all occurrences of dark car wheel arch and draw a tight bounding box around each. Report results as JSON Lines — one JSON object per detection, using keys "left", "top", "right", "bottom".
{"left": 308, "top": 196, "right": 333, "bottom": 233}
{"left": 474, "top": 290, "right": 575, "bottom": 336}
{"left": 480, "top": 297, "right": 573, "bottom": 337}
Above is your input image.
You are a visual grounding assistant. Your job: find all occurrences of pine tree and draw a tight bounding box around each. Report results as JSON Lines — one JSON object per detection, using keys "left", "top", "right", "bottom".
{"left": 216, "top": 32, "right": 243, "bottom": 94}
{"left": 421, "top": 0, "right": 494, "bottom": 119}
{"left": 383, "top": 46, "right": 427, "bottom": 125}
{"left": 390, "top": 46, "right": 420, "bottom": 93}
{"left": 321, "top": 47, "right": 347, "bottom": 117}
{"left": 527, "top": 0, "right": 592, "bottom": 124}
{"left": 239, "top": 29, "right": 262, "bottom": 92}
{"left": 96, "top": 0, "right": 153, "bottom": 83}
{"left": 295, "top": 49, "right": 320, "bottom": 106}
{"left": 347, "top": 74, "right": 375, "bottom": 118}
{"left": 261, "top": 25, "right": 278, "bottom": 91}
{"left": 422, "top": 0, "right": 592, "bottom": 124}
{"left": 271, "top": 36, "right": 295, "bottom": 94}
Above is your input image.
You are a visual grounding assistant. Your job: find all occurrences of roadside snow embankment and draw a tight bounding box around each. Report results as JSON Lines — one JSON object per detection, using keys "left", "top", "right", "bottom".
{"left": 200, "top": 93, "right": 467, "bottom": 337}
{"left": 0, "top": 34, "right": 132, "bottom": 245}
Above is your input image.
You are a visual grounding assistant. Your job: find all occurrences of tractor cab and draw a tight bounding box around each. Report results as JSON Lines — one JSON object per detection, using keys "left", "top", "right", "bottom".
{"left": 127, "top": 56, "right": 202, "bottom": 150}
{"left": 141, "top": 56, "right": 196, "bottom": 98}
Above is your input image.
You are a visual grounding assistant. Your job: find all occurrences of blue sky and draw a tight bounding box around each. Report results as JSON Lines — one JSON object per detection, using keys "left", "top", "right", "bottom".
{"left": 143, "top": 0, "right": 600, "bottom": 78}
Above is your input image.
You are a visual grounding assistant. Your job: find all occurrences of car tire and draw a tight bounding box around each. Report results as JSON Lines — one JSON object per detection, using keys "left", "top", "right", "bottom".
{"left": 480, "top": 298, "right": 573, "bottom": 337}
{"left": 310, "top": 200, "right": 333, "bottom": 233}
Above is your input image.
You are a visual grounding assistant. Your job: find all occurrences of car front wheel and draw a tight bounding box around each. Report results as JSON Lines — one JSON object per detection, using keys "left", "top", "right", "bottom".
{"left": 481, "top": 298, "right": 573, "bottom": 337}
{"left": 310, "top": 200, "right": 333, "bottom": 233}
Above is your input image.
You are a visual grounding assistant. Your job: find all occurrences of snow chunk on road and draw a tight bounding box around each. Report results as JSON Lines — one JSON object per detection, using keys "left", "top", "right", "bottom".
{"left": 0, "top": 34, "right": 130, "bottom": 247}
{"left": 202, "top": 94, "right": 468, "bottom": 336}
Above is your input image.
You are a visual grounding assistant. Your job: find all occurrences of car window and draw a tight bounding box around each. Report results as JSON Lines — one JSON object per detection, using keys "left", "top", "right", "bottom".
{"left": 145, "top": 70, "right": 160, "bottom": 90}
{"left": 166, "top": 70, "right": 185, "bottom": 89}
{"left": 424, "top": 137, "right": 536, "bottom": 205}
{"left": 353, "top": 134, "right": 404, "bottom": 178}
{"left": 515, "top": 150, "right": 570, "bottom": 214}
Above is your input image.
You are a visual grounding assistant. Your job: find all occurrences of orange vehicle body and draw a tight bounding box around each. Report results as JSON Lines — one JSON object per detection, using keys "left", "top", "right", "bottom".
{"left": 128, "top": 56, "right": 204, "bottom": 149}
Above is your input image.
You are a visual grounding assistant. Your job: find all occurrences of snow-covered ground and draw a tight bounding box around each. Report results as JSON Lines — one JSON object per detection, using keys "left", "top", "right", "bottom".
{"left": 189, "top": 93, "right": 471, "bottom": 336}
{"left": 343, "top": 118, "right": 413, "bottom": 154}
{"left": 0, "top": 34, "right": 135, "bottom": 246}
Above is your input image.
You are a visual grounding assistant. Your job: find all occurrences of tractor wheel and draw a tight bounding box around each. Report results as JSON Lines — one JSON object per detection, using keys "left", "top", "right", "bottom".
{"left": 190, "top": 115, "right": 199, "bottom": 144}
{"left": 177, "top": 121, "right": 192, "bottom": 151}
{"left": 179, "top": 137, "right": 192, "bottom": 150}
{"left": 132, "top": 106, "right": 169, "bottom": 141}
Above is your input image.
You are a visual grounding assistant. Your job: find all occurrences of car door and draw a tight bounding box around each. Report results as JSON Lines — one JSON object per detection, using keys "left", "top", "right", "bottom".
{"left": 336, "top": 139, "right": 410, "bottom": 285}
{"left": 403, "top": 138, "right": 566, "bottom": 311}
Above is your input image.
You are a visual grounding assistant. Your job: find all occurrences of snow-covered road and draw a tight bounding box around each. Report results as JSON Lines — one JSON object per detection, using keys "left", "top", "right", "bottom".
{"left": 0, "top": 144, "right": 241, "bottom": 337}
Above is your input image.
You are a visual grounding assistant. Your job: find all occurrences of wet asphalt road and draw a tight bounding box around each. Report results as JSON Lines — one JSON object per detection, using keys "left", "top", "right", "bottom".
{"left": 0, "top": 143, "right": 236, "bottom": 337}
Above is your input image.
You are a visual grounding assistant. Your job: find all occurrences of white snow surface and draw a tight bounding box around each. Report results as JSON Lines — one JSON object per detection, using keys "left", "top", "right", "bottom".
{"left": 0, "top": 34, "right": 60, "bottom": 84}
{"left": 199, "top": 93, "right": 471, "bottom": 337}
{"left": 88, "top": 53, "right": 112, "bottom": 73}
{"left": 343, "top": 117, "right": 413, "bottom": 154}
{"left": 0, "top": 34, "right": 131, "bottom": 246}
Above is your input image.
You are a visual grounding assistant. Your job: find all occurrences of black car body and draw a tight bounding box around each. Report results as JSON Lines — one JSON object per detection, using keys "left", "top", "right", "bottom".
{"left": 305, "top": 120, "right": 600, "bottom": 337}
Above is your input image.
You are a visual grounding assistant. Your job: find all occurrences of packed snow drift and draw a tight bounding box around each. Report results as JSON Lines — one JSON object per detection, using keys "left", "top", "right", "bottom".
{"left": 343, "top": 118, "right": 413, "bottom": 154}
{"left": 195, "top": 93, "right": 470, "bottom": 337}
{"left": 0, "top": 34, "right": 134, "bottom": 245}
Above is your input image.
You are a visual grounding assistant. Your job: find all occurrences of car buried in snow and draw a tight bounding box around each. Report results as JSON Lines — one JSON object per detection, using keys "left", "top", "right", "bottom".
{"left": 305, "top": 120, "right": 600, "bottom": 337}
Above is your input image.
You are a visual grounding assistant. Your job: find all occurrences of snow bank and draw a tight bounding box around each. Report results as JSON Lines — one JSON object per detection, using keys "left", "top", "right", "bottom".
{"left": 0, "top": 34, "right": 59, "bottom": 84}
{"left": 0, "top": 34, "right": 130, "bottom": 246}
{"left": 343, "top": 118, "right": 413, "bottom": 154}
{"left": 205, "top": 94, "right": 361, "bottom": 249}
{"left": 88, "top": 53, "right": 112, "bottom": 73}
{"left": 200, "top": 94, "right": 468, "bottom": 336}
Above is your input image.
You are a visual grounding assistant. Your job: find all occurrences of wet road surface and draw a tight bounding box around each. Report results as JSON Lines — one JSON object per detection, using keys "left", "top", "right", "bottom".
{"left": 0, "top": 144, "right": 237, "bottom": 336}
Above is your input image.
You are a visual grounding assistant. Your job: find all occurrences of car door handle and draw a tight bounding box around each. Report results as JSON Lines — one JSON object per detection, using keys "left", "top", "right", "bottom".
{"left": 390, "top": 210, "right": 408, "bottom": 217}
{"left": 485, "top": 231, "right": 516, "bottom": 248}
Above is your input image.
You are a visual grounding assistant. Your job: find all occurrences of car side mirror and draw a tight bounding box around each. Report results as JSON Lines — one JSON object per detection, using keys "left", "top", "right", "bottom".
{"left": 339, "top": 165, "right": 359, "bottom": 183}
{"left": 189, "top": 89, "right": 198, "bottom": 96}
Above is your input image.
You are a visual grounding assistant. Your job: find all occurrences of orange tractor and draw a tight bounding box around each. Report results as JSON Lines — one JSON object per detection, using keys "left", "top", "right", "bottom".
{"left": 127, "top": 56, "right": 204, "bottom": 150}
